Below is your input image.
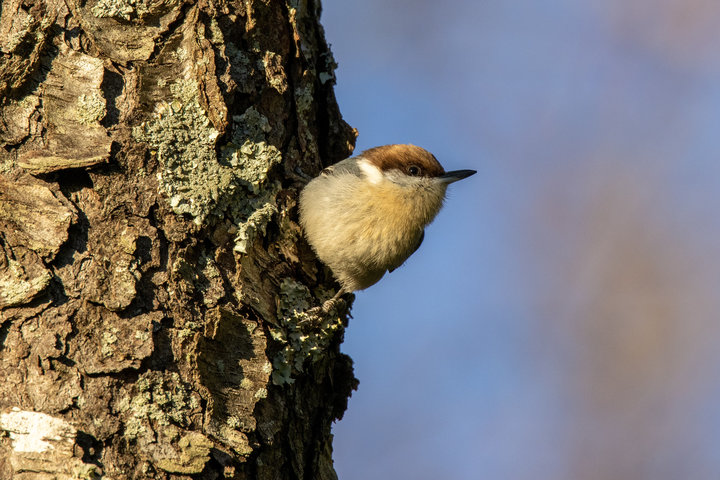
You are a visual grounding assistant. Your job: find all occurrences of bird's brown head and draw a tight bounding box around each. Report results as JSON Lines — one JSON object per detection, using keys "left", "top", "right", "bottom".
{"left": 360, "top": 144, "right": 446, "bottom": 179}
{"left": 360, "top": 144, "right": 476, "bottom": 184}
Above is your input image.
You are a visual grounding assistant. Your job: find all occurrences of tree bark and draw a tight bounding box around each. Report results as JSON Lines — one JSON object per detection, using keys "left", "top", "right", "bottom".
{"left": 0, "top": 0, "right": 358, "bottom": 478}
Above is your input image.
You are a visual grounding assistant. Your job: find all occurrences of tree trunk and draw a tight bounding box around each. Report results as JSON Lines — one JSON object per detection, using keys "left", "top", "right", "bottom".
{"left": 0, "top": 0, "right": 358, "bottom": 478}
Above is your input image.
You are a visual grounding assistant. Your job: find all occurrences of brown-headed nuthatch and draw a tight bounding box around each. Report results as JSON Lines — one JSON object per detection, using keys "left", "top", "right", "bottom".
{"left": 299, "top": 144, "right": 476, "bottom": 300}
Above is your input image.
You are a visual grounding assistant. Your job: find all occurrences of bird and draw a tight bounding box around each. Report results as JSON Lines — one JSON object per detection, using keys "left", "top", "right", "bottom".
{"left": 299, "top": 144, "right": 476, "bottom": 303}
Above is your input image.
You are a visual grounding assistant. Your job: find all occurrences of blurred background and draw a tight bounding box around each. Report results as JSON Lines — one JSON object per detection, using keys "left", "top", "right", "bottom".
{"left": 321, "top": 1, "right": 720, "bottom": 479}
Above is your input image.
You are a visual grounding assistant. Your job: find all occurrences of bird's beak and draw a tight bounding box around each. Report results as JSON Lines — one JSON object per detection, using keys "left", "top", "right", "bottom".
{"left": 438, "top": 169, "right": 477, "bottom": 184}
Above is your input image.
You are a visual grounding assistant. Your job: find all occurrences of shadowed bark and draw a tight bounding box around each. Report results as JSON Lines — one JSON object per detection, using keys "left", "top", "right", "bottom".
{"left": 0, "top": 0, "right": 358, "bottom": 478}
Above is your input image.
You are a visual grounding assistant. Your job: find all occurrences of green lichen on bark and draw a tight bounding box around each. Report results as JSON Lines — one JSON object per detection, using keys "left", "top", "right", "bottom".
{"left": 77, "top": 92, "right": 106, "bottom": 125}
{"left": 132, "top": 78, "right": 226, "bottom": 225}
{"left": 233, "top": 201, "right": 277, "bottom": 253}
{"left": 0, "top": 259, "right": 52, "bottom": 308}
{"left": 222, "top": 107, "right": 283, "bottom": 252}
{"left": 91, "top": 0, "right": 152, "bottom": 20}
{"left": 133, "top": 80, "right": 282, "bottom": 247}
{"left": 155, "top": 432, "right": 213, "bottom": 474}
{"left": 271, "top": 279, "right": 344, "bottom": 385}
{"left": 116, "top": 371, "right": 199, "bottom": 440}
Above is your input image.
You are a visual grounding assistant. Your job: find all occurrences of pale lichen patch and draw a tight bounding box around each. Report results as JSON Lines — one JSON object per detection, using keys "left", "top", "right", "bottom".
{"left": 233, "top": 202, "right": 277, "bottom": 253}
{"left": 318, "top": 51, "right": 338, "bottom": 85}
{"left": 0, "top": 408, "right": 100, "bottom": 478}
{"left": 1, "top": 7, "right": 33, "bottom": 53}
{"left": 0, "top": 258, "right": 52, "bottom": 308}
{"left": 91, "top": 0, "right": 152, "bottom": 20}
{"left": 77, "top": 92, "right": 106, "bottom": 125}
{"left": 0, "top": 408, "right": 75, "bottom": 453}
{"left": 155, "top": 431, "right": 214, "bottom": 474}
{"left": 116, "top": 371, "right": 199, "bottom": 440}
{"left": 101, "top": 328, "right": 120, "bottom": 358}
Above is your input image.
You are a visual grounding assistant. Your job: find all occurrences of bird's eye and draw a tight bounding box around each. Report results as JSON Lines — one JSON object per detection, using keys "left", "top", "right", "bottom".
{"left": 408, "top": 165, "right": 421, "bottom": 176}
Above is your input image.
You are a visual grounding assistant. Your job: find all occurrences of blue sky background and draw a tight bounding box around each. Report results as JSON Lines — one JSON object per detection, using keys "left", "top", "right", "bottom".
{"left": 320, "top": 1, "right": 720, "bottom": 479}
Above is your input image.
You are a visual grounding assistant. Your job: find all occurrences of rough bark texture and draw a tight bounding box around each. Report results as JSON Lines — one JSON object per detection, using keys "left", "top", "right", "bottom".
{"left": 0, "top": 0, "right": 358, "bottom": 478}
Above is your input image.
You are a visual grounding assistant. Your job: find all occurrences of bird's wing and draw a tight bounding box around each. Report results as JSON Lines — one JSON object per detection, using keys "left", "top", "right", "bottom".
{"left": 319, "top": 157, "right": 364, "bottom": 178}
{"left": 389, "top": 230, "right": 424, "bottom": 273}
